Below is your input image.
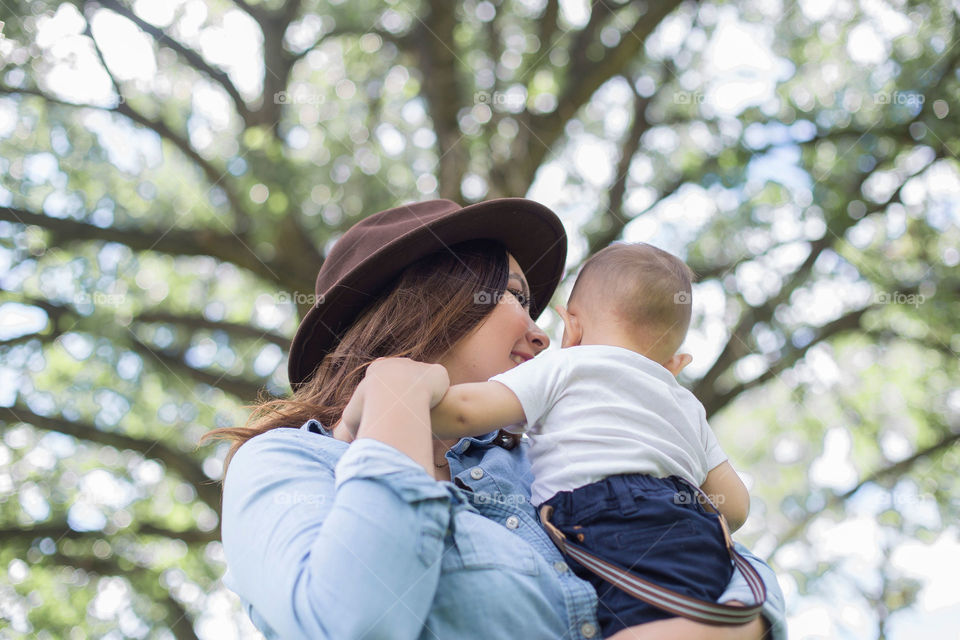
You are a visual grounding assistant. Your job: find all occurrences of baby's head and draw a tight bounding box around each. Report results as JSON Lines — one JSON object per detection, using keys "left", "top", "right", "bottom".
{"left": 564, "top": 242, "right": 694, "bottom": 366}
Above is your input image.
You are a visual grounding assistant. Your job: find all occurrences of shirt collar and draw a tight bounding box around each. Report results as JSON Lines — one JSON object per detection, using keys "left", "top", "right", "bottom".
{"left": 301, "top": 419, "right": 333, "bottom": 437}
{"left": 451, "top": 430, "right": 499, "bottom": 455}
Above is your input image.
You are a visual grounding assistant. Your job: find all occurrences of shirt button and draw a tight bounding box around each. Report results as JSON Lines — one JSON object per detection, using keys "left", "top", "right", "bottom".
{"left": 469, "top": 467, "right": 484, "bottom": 480}
{"left": 553, "top": 561, "right": 568, "bottom": 573}
{"left": 580, "top": 622, "right": 598, "bottom": 638}
{"left": 504, "top": 516, "right": 520, "bottom": 529}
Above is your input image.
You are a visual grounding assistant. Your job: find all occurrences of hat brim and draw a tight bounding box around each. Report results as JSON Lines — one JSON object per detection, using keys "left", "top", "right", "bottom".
{"left": 288, "top": 198, "right": 567, "bottom": 387}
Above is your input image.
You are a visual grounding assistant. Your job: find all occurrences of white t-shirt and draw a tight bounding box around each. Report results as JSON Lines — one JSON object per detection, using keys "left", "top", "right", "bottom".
{"left": 489, "top": 344, "right": 728, "bottom": 506}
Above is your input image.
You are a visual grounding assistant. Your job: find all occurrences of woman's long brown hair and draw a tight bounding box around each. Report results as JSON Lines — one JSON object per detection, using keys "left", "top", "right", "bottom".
{"left": 199, "top": 239, "right": 515, "bottom": 475}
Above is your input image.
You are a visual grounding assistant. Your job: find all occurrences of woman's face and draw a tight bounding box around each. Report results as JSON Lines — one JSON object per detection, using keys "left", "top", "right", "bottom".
{"left": 440, "top": 253, "right": 550, "bottom": 385}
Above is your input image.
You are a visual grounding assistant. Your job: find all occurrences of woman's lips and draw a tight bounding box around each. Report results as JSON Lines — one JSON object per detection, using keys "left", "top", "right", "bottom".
{"left": 510, "top": 351, "right": 532, "bottom": 365}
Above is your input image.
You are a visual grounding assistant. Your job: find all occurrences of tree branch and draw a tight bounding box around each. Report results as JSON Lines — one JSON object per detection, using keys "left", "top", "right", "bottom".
{"left": 0, "top": 205, "right": 300, "bottom": 287}
{"left": 0, "top": 83, "right": 250, "bottom": 233}
{"left": 689, "top": 240, "right": 782, "bottom": 282}
{"left": 771, "top": 428, "right": 960, "bottom": 555}
{"left": 536, "top": 0, "right": 561, "bottom": 60}
{"left": 692, "top": 150, "right": 939, "bottom": 405}
{"left": 292, "top": 25, "right": 408, "bottom": 62}
{"left": 135, "top": 310, "right": 288, "bottom": 348}
{"left": 863, "top": 330, "right": 960, "bottom": 360}
{"left": 0, "top": 296, "right": 69, "bottom": 347}
{"left": 416, "top": 0, "right": 467, "bottom": 200}
{"left": 0, "top": 405, "right": 220, "bottom": 510}
{"left": 90, "top": 0, "right": 254, "bottom": 126}
{"left": 703, "top": 305, "right": 873, "bottom": 417}
{"left": 581, "top": 81, "right": 651, "bottom": 254}
{"left": 506, "top": 0, "right": 685, "bottom": 194}
{"left": 79, "top": 8, "right": 254, "bottom": 227}
{"left": 692, "top": 232, "right": 838, "bottom": 401}
{"left": 0, "top": 332, "right": 59, "bottom": 348}
{"left": 567, "top": 0, "right": 613, "bottom": 82}
{"left": 2, "top": 295, "right": 281, "bottom": 401}
{"left": 39, "top": 550, "right": 201, "bottom": 640}
{"left": 516, "top": 0, "right": 581, "bottom": 98}
{"left": 127, "top": 334, "right": 269, "bottom": 401}
{"left": 236, "top": 0, "right": 307, "bottom": 133}
{"left": 230, "top": 0, "right": 271, "bottom": 23}
{"left": 1, "top": 521, "right": 218, "bottom": 545}
{"left": 745, "top": 47, "right": 960, "bottom": 162}
{"left": 583, "top": 151, "right": 730, "bottom": 261}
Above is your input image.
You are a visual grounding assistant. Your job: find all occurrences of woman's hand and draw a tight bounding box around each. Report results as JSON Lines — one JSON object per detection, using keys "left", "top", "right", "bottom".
{"left": 338, "top": 358, "right": 449, "bottom": 473}
{"left": 364, "top": 357, "right": 449, "bottom": 404}
{"left": 342, "top": 358, "right": 450, "bottom": 435}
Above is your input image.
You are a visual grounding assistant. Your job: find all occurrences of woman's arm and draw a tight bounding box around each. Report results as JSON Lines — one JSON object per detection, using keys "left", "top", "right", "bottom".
{"left": 221, "top": 359, "right": 455, "bottom": 639}
{"left": 343, "top": 358, "right": 449, "bottom": 473}
{"left": 223, "top": 435, "right": 452, "bottom": 639}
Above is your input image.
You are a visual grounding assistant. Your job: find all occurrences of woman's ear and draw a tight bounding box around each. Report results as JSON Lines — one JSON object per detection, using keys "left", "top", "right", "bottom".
{"left": 555, "top": 305, "right": 582, "bottom": 348}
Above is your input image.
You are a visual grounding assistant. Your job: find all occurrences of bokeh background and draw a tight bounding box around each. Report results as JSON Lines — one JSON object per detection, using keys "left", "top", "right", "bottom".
{"left": 0, "top": 0, "right": 958, "bottom": 638}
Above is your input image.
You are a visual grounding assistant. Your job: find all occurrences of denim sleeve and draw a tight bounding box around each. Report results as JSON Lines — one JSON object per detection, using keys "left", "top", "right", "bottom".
{"left": 718, "top": 542, "right": 787, "bottom": 640}
{"left": 221, "top": 432, "right": 454, "bottom": 640}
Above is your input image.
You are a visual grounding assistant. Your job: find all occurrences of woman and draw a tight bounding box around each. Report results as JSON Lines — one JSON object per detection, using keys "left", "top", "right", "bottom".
{"left": 202, "top": 198, "right": 786, "bottom": 639}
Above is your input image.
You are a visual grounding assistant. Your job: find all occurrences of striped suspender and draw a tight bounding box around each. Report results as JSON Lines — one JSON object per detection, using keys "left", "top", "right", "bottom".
{"left": 538, "top": 479, "right": 767, "bottom": 626}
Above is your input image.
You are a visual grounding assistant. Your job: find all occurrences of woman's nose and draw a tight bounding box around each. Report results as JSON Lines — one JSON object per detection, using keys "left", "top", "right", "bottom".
{"left": 526, "top": 319, "right": 550, "bottom": 354}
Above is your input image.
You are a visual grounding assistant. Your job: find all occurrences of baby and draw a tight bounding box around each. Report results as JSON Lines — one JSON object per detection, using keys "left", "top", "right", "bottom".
{"left": 430, "top": 242, "right": 750, "bottom": 635}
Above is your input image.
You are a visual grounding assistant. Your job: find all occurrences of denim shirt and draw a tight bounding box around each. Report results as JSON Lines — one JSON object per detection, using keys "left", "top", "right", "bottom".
{"left": 221, "top": 420, "right": 786, "bottom": 639}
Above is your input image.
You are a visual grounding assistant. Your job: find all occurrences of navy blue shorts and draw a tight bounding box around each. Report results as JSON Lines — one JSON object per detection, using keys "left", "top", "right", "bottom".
{"left": 540, "top": 474, "right": 734, "bottom": 637}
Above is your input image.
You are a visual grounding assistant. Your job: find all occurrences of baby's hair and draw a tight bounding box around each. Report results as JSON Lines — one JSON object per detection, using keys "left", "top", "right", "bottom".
{"left": 569, "top": 242, "right": 695, "bottom": 363}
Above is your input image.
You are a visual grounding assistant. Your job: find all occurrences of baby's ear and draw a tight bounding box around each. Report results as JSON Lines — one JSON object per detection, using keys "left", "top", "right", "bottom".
{"left": 664, "top": 353, "right": 693, "bottom": 377}
{"left": 555, "top": 305, "right": 582, "bottom": 348}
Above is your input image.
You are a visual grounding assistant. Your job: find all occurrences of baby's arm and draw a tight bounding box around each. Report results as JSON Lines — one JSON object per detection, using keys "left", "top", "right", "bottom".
{"left": 430, "top": 381, "right": 526, "bottom": 440}
{"left": 701, "top": 461, "right": 750, "bottom": 532}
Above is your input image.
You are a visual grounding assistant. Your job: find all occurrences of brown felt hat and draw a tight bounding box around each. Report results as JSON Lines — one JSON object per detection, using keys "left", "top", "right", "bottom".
{"left": 288, "top": 198, "right": 567, "bottom": 387}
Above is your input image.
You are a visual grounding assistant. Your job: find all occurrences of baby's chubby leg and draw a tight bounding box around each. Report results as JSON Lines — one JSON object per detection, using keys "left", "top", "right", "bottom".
{"left": 604, "top": 608, "right": 769, "bottom": 640}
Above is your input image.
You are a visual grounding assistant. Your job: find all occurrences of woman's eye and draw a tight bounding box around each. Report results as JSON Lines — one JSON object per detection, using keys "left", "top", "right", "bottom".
{"left": 507, "top": 288, "right": 529, "bottom": 308}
